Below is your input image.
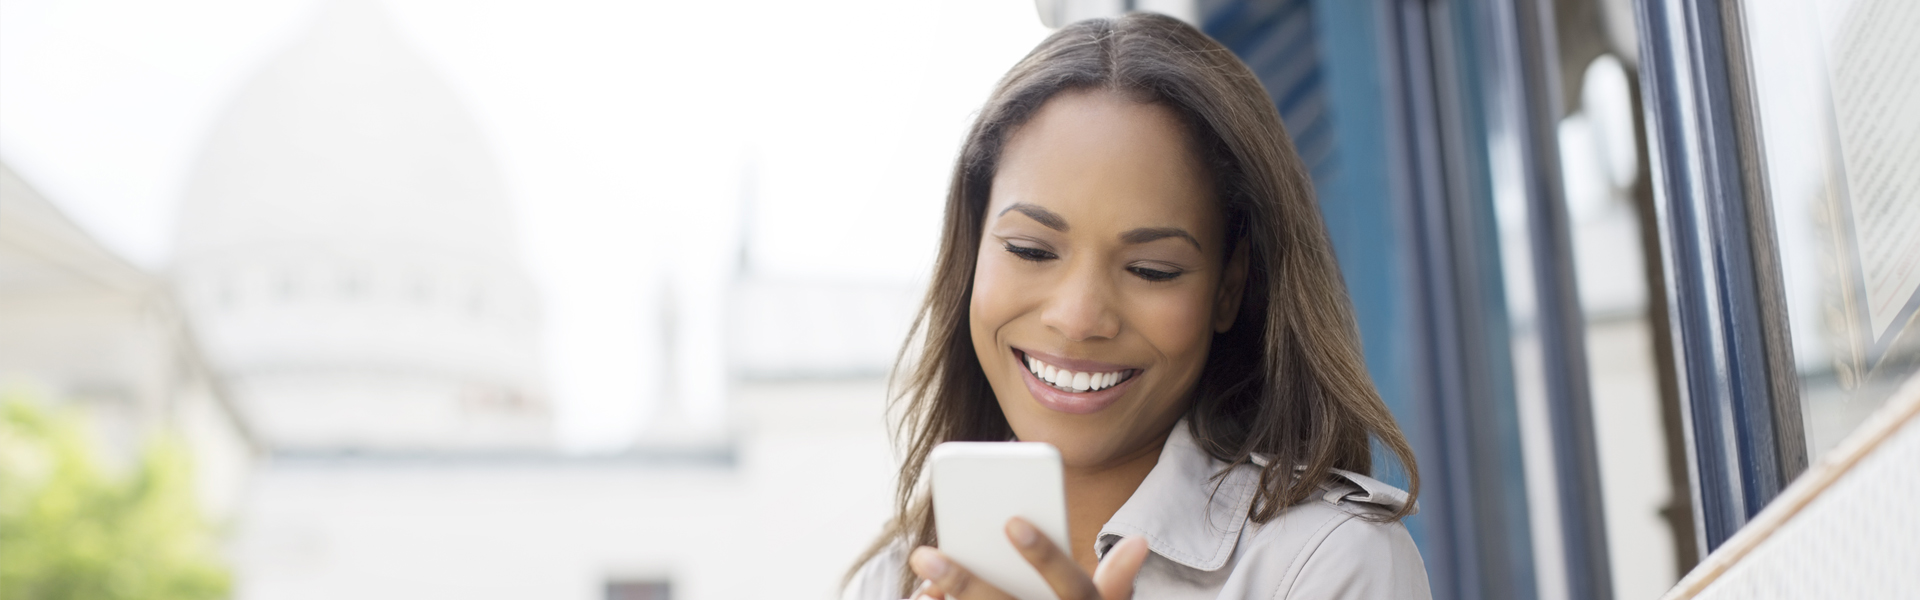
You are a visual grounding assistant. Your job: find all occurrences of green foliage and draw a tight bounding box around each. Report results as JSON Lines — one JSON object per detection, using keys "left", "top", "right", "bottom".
{"left": 0, "top": 396, "right": 232, "bottom": 600}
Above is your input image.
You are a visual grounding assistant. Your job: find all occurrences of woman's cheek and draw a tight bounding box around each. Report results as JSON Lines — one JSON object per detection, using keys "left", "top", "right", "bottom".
{"left": 969, "top": 252, "right": 1031, "bottom": 379}
{"left": 1135, "top": 283, "right": 1216, "bottom": 370}
{"left": 969, "top": 254, "right": 1015, "bottom": 327}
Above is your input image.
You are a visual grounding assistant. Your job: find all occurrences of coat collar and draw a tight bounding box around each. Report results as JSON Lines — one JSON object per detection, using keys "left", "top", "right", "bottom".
{"left": 1094, "top": 421, "right": 1261, "bottom": 571}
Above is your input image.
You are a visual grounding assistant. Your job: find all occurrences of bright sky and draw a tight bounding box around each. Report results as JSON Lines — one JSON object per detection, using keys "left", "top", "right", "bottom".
{"left": 0, "top": 0, "right": 1053, "bottom": 449}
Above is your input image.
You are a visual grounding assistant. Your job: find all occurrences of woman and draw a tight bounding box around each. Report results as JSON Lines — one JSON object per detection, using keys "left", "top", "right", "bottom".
{"left": 846, "top": 13, "right": 1429, "bottom": 600}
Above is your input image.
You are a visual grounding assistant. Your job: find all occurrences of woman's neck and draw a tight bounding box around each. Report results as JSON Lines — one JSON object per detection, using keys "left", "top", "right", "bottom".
{"left": 1061, "top": 430, "right": 1170, "bottom": 574}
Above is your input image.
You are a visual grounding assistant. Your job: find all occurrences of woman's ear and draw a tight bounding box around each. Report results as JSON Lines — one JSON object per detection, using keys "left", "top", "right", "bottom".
{"left": 1213, "top": 239, "right": 1250, "bottom": 333}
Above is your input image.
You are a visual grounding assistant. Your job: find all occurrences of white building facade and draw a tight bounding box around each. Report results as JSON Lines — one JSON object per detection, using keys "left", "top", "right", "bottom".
{"left": 167, "top": 2, "right": 907, "bottom": 598}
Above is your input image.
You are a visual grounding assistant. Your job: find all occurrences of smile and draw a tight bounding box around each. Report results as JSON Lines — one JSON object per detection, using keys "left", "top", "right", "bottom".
{"left": 1024, "top": 354, "right": 1135, "bottom": 393}
{"left": 1012, "top": 348, "right": 1140, "bottom": 415}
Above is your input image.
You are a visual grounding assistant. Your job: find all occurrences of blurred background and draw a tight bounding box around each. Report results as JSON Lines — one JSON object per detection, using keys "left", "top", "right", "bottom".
{"left": 1, "top": 0, "right": 1911, "bottom": 599}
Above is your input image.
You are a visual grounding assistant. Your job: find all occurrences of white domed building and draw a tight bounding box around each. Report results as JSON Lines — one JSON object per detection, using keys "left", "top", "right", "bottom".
{"left": 174, "top": 4, "right": 903, "bottom": 599}
{"left": 173, "top": 0, "right": 547, "bottom": 452}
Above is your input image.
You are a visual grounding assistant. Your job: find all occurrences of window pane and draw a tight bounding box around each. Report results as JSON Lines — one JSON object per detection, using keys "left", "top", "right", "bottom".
{"left": 1741, "top": 0, "right": 1920, "bottom": 461}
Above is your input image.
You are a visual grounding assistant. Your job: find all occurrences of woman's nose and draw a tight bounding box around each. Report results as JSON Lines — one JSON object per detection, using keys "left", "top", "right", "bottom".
{"left": 1040, "top": 262, "right": 1120, "bottom": 341}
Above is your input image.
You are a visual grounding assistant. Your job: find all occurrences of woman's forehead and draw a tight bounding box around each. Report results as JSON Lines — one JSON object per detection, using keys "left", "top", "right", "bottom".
{"left": 987, "top": 90, "right": 1223, "bottom": 242}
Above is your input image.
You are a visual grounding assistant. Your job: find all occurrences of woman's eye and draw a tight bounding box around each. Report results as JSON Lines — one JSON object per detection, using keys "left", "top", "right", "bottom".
{"left": 1129, "top": 266, "right": 1182, "bottom": 281}
{"left": 1003, "top": 243, "right": 1057, "bottom": 262}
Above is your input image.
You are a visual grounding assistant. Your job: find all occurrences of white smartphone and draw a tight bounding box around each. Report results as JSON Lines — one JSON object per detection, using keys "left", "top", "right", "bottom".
{"left": 929, "top": 441, "right": 1070, "bottom": 600}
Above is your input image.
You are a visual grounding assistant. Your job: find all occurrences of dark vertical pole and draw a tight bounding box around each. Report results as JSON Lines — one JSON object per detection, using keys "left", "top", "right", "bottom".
{"left": 1385, "top": 4, "right": 1482, "bottom": 598}
{"left": 1386, "top": 1, "right": 1540, "bottom": 598}
{"left": 1504, "top": 0, "right": 1615, "bottom": 597}
{"left": 1716, "top": 0, "right": 1808, "bottom": 484}
{"left": 1632, "top": 0, "right": 1798, "bottom": 555}
{"left": 1427, "top": 1, "right": 1539, "bottom": 596}
{"left": 1625, "top": 69, "right": 1703, "bottom": 573}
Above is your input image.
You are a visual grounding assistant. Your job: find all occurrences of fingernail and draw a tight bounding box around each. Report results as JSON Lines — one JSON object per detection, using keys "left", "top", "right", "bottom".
{"left": 1008, "top": 519, "right": 1039, "bottom": 547}
{"left": 913, "top": 551, "right": 949, "bottom": 578}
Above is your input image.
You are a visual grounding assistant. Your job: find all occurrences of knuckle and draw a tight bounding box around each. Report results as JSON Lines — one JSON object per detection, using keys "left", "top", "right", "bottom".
{"left": 939, "top": 570, "right": 972, "bottom": 595}
{"left": 944, "top": 573, "right": 975, "bottom": 596}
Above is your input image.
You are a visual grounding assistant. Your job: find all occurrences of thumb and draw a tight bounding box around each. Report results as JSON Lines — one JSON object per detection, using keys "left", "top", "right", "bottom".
{"left": 1091, "top": 536, "right": 1149, "bottom": 600}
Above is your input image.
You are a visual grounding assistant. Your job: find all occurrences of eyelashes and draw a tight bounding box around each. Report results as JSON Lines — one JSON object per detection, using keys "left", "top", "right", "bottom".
{"left": 1129, "top": 266, "right": 1180, "bottom": 281}
{"left": 1001, "top": 242, "right": 1185, "bottom": 282}
{"left": 1003, "top": 242, "right": 1056, "bottom": 262}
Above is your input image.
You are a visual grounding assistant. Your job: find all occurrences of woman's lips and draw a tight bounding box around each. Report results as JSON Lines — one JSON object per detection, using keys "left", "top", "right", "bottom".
{"left": 1013, "top": 348, "right": 1139, "bottom": 415}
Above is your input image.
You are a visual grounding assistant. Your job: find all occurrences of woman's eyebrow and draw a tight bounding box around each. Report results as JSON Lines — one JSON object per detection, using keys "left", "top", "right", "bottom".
{"left": 998, "top": 203, "right": 1069, "bottom": 231}
{"left": 1121, "top": 227, "right": 1202, "bottom": 251}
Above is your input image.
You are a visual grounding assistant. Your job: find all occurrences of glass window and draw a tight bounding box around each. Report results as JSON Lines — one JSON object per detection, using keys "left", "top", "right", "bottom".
{"left": 1740, "top": 0, "right": 1920, "bottom": 463}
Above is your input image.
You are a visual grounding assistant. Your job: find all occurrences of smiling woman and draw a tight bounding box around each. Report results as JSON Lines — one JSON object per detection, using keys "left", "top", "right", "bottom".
{"left": 845, "top": 13, "right": 1427, "bottom": 600}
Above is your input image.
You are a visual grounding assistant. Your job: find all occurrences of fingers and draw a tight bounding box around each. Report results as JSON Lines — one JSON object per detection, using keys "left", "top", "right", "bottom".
{"left": 1091, "top": 536, "right": 1148, "bottom": 600}
{"left": 909, "top": 546, "right": 1010, "bottom": 600}
{"left": 1006, "top": 518, "right": 1101, "bottom": 600}
{"left": 910, "top": 528, "right": 1144, "bottom": 600}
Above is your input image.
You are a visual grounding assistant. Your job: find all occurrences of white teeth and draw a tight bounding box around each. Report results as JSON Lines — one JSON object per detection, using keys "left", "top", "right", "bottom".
{"left": 1024, "top": 354, "right": 1128, "bottom": 393}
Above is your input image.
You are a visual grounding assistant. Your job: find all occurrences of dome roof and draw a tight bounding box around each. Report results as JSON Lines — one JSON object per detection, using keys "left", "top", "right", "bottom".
{"left": 175, "top": 0, "right": 515, "bottom": 263}
{"left": 169, "top": 0, "right": 548, "bottom": 452}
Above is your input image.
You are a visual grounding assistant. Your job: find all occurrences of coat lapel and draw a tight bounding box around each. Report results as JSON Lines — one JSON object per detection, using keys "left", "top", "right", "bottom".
{"left": 1095, "top": 422, "right": 1260, "bottom": 571}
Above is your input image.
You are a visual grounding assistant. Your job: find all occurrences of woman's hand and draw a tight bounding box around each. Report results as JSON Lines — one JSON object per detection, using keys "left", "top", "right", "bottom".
{"left": 907, "top": 517, "right": 1150, "bottom": 600}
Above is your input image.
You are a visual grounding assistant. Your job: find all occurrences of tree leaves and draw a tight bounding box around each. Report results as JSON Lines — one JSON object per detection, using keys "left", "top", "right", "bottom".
{"left": 0, "top": 397, "right": 231, "bottom": 600}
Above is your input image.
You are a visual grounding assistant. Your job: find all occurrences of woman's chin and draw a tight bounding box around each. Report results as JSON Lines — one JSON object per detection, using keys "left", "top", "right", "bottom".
{"left": 1004, "top": 417, "right": 1162, "bottom": 470}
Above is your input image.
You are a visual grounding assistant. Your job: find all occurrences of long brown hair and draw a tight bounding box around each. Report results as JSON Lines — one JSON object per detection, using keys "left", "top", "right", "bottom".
{"left": 854, "top": 13, "right": 1418, "bottom": 592}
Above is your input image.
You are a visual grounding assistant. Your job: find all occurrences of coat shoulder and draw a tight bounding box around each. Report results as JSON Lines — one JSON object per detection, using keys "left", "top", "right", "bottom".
{"left": 1230, "top": 471, "right": 1429, "bottom": 599}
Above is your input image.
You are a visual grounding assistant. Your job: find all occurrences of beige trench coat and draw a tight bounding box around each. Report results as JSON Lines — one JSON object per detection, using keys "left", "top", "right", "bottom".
{"left": 843, "top": 423, "right": 1432, "bottom": 600}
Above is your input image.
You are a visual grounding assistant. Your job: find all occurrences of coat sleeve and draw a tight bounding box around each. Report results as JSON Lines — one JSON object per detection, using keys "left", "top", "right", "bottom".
{"left": 1281, "top": 517, "right": 1433, "bottom": 600}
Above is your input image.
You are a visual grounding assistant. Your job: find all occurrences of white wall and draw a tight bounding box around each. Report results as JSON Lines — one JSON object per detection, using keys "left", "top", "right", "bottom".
{"left": 230, "top": 379, "right": 898, "bottom": 600}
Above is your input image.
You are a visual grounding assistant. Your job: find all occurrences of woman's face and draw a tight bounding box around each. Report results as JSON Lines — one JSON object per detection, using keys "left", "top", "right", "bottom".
{"left": 970, "top": 89, "right": 1246, "bottom": 469}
